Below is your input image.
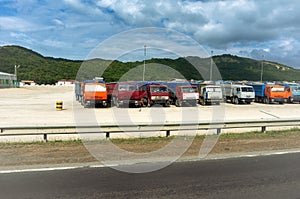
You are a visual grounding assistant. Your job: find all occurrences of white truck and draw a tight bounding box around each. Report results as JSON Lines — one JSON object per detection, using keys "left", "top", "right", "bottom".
{"left": 223, "top": 84, "right": 255, "bottom": 104}
{"left": 198, "top": 83, "right": 223, "bottom": 105}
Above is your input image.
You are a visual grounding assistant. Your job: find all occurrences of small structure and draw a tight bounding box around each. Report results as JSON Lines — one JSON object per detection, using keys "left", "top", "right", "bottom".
{"left": 56, "top": 79, "right": 75, "bottom": 86}
{"left": 20, "top": 80, "right": 36, "bottom": 86}
{"left": 0, "top": 72, "right": 17, "bottom": 88}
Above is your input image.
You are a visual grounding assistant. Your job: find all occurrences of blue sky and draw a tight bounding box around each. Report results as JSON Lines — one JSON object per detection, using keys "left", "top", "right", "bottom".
{"left": 0, "top": 0, "right": 300, "bottom": 68}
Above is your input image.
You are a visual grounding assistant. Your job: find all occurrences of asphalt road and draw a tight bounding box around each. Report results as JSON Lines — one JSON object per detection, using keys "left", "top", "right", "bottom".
{"left": 1, "top": 152, "right": 300, "bottom": 199}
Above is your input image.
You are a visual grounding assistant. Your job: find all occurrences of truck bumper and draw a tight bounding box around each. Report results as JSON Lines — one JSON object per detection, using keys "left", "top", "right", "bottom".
{"left": 182, "top": 99, "right": 198, "bottom": 106}
{"left": 239, "top": 98, "right": 255, "bottom": 103}
{"left": 205, "top": 98, "right": 223, "bottom": 104}
{"left": 270, "top": 98, "right": 288, "bottom": 103}
{"left": 118, "top": 99, "right": 140, "bottom": 106}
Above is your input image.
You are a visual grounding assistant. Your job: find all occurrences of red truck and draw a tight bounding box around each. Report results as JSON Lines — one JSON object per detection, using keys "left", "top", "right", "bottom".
{"left": 164, "top": 81, "right": 199, "bottom": 107}
{"left": 107, "top": 81, "right": 144, "bottom": 108}
{"left": 140, "top": 83, "right": 170, "bottom": 107}
{"left": 106, "top": 81, "right": 170, "bottom": 108}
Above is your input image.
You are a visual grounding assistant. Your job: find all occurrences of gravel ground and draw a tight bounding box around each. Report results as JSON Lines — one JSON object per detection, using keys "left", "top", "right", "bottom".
{"left": 0, "top": 86, "right": 300, "bottom": 169}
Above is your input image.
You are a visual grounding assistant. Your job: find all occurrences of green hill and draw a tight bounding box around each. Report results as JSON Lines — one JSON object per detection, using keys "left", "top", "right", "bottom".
{"left": 1, "top": 45, "right": 300, "bottom": 84}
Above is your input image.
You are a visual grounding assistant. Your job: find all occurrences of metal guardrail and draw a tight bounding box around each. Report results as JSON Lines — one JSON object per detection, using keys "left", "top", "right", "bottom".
{"left": 0, "top": 118, "right": 300, "bottom": 141}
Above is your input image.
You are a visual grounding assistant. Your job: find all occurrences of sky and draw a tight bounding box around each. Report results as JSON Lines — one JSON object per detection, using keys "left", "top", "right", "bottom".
{"left": 0, "top": 0, "right": 300, "bottom": 68}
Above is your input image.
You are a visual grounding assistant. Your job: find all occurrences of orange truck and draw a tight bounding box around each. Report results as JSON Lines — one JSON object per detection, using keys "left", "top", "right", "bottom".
{"left": 250, "top": 83, "right": 292, "bottom": 104}
{"left": 81, "top": 79, "right": 107, "bottom": 108}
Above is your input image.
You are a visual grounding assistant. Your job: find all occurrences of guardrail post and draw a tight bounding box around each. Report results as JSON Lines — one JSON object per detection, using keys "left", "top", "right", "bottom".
{"left": 166, "top": 130, "right": 170, "bottom": 137}
{"left": 43, "top": 134, "right": 48, "bottom": 142}
{"left": 106, "top": 132, "right": 110, "bottom": 139}
{"left": 262, "top": 126, "right": 266, "bottom": 133}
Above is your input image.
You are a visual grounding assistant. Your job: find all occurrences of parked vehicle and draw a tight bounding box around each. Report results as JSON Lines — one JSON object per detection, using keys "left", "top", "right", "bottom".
{"left": 81, "top": 79, "right": 108, "bottom": 108}
{"left": 164, "top": 81, "right": 199, "bottom": 107}
{"left": 282, "top": 83, "right": 300, "bottom": 103}
{"left": 223, "top": 83, "right": 255, "bottom": 104}
{"left": 250, "top": 83, "right": 292, "bottom": 104}
{"left": 75, "top": 81, "right": 82, "bottom": 101}
{"left": 197, "top": 81, "right": 223, "bottom": 105}
{"left": 108, "top": 81, "right": 147, "bottom": 108}
{"left": 141, "top": 83, "right": 170, "bottom": 107}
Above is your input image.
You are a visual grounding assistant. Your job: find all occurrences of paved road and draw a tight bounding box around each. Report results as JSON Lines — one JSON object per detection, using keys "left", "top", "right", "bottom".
{"left": 1, "top": 153, "right": 300, "bottom": 198}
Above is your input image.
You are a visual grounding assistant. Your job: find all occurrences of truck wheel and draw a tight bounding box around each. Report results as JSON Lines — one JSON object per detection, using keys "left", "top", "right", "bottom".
{"left": 289, "top": 97, "right": 294, "bottom": 104}
{"left": 83, "top": 101, "right": 88, "bottom": 108}
{"left": 143, "top": 98, "right": 149, "bottom": 107}
{"left": 116, "top": 100, "right": 120, "bottom": 108}
{"left": 175, "top": 99, "right": 182, "bottom": 107}
{"left": 164, "top": 101, "right": 170, "bottom": 107}
{"left": 234, "top": 97, "right": 239, "bottom": 104}
{"left": 231, "top": 97, "right": 234, "bottom": 104}
{"left": 264, "top": 97, "right": 270, "bottom": 104}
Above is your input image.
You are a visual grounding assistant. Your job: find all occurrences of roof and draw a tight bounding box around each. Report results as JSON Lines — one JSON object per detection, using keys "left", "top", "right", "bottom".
{"left": 0, "top": 72, "right": 15, "bottom": 76}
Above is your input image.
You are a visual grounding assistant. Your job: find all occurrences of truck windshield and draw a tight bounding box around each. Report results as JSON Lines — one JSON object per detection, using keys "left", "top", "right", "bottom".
{"left": 118, "top": 84, "right": 138, "bottom": 91}
{"left": 150, "top": 86, "right": 168, "bottom": 93}
{"left": 293, "top": 87, "right": 300, "bottom": 92}
{"left": 181, "top": 87, "right": 198, "bottom": 93}
{"left": 206, "top": 87, "right": 222, "bottom": 92}
{"left": 85, "top": 84, "right": 106, "bottom": 92}
{"left": 241, "top": 87, "right": 254, "bottom": 92}
{"left": 271, "top": 87, "right": 285, "bottom": 92}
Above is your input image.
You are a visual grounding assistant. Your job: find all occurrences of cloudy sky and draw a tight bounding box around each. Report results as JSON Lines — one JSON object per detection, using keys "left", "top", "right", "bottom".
{"left": 0, "top": 0, "right": 300, "bottom": 68}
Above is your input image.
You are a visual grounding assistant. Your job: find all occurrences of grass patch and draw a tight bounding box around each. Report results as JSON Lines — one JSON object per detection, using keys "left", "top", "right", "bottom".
{"left": 0, "top": 139, "right": 83, "bottom": 147}
{"left": 0, "top": 128, "right": 299, "bottom": 147}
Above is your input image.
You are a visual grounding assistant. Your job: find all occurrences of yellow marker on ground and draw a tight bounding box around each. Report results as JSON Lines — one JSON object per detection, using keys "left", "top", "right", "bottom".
{"left": 56, "top": 100, "right": 63, "bottom": 111}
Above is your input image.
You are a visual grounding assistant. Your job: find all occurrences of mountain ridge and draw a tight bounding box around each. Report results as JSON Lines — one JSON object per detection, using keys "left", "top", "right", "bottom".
{"left": 1, "top": 45, "right": 299, "bottom": 84}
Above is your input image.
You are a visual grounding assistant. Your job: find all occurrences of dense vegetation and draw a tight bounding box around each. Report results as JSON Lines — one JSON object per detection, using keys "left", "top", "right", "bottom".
{"left": 1, "top": 45, "right": 300, "bottom": 84}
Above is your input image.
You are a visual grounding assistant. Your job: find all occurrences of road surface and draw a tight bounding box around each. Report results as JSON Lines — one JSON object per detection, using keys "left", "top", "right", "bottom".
{"left": 1, "top": 152, "right": 300, "bottom": 198}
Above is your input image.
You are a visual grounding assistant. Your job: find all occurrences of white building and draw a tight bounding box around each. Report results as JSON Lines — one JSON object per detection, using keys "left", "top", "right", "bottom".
{"left": 56, "top": 79, "right": 75, "bottom": 86}
{"left": 0, "top": 72, "right": 17, "bottom": 88}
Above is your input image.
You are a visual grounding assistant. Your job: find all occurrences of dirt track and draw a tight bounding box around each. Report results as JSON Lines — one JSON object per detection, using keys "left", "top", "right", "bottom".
{"left": 1, "top": 131, "right": 300, "bottom": 168}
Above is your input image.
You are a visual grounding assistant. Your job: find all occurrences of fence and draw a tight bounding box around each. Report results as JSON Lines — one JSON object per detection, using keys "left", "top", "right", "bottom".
{"left": 0, "top": 118, "right": 300, "bottom": 142}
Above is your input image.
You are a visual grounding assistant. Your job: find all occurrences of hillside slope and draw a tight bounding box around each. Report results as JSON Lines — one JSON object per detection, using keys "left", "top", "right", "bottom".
{"left": 1, "top": 45, "right": 299, "bottom": 84}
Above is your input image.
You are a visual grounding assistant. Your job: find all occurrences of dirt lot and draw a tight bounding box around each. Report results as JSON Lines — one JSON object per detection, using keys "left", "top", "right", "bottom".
{"left": 1, "top": 86, "right": 300, "bottom": 168}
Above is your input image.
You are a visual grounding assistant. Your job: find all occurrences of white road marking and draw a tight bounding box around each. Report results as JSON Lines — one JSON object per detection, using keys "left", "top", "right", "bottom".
{"left": 1, "top": 149, "right": 300, "bottom": 174}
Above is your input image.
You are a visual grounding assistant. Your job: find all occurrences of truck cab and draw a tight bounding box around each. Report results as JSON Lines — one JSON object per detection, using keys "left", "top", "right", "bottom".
{"left": 81, "top": 80, "right": 107, "bottom": 108}
{"left": 264, "top": 85, "right": 292, "bottom": 104}
{"left": 282, "top": 84, "right": 300, "bottom": 103}
{"left": 111, "top": 81, "right": 147, "bottom": 108}
{"left": 224, "top": 84, "right": 255, "bottom": 104}
{"left": 165, "top": 81, "right": 199, "bottom": 107}
{"left": 145, "top": 84, "right": 170, "bottom": 107}
{"left": 199, "top": 84, "right": 223, "bottom": 105}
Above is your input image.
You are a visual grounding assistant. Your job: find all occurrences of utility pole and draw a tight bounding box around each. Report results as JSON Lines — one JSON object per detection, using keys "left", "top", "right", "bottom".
{"left": 143, "top": 45, "right": 146, "bottom": 81}
{"left": 14, "top": 64, "right": 20, "bottom": 77}
{"left": 210, "top": 50, "right": 213, "bottom": 81}
{"left": 260, "top": 55, "right": 264, "bottom": 82}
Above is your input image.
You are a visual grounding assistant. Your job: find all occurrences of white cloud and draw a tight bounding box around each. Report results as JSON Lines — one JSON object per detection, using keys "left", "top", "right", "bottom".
{"left": 0, "top": 17, "right": 35, "bottom": 31}
{"left": 1, "top": 0, "right": 300, "bottom": 67}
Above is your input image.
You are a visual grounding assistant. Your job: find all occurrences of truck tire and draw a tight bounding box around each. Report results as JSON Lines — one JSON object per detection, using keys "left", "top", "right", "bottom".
{"left": 231, "top": 97, "right": 236, "bottom": 104}
{"left": 83, "top": 100, "right": 89, "bottom": 108}
{"left": 175, "top": 99, "right": 182, "bottom": 107}
{"left": 234, "top": 97, "right": 239, "bottom": 104}
{"left": 200, "top": 98, "right": 205, "bottom": 106}
{"left": 164, "top": 100, "right": 170, "bottom": 107}
{"left": 264, "top": 97, "right": 270, "bottom": 104}
{"left": 116, "top": 100, "right": 120, "bottom": 108}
